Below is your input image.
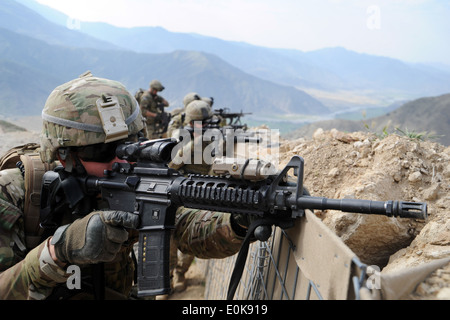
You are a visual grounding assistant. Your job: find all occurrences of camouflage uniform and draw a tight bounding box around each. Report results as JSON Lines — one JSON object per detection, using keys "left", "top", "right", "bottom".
{"left": 167, "top": 108, "right": 184, "bottom": 139}
{"left": 0, "top": 73, "right": 243, "bottom": 300}
{"left": 167, "top": 100, "right": 225, "bottom": 292}
{"left": 167, "top": 92, "right": 200, "bottom": 138}
{"left": 167, "top": 93, "right": 215, "bottom": 139}
{"left": 140, "top": 80, "right": 169, "bottom": 139}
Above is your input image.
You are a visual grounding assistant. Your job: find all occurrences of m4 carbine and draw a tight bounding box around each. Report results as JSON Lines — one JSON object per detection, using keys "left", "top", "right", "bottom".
{"left": 76, "top": 138, "right": 427, "bottom": 298}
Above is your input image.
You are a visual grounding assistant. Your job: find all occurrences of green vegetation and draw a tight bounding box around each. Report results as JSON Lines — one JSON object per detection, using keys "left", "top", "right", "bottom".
{"left": 363, "top": 121, "right": 440, "bottom": 142}
{"left": 394, "top": 127, "right": 440, "bottom": 142}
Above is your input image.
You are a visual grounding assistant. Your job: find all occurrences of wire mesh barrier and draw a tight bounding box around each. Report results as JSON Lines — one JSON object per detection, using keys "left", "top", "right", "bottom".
{"left": 200, "top": 210, "right": 369, "bottom": 300}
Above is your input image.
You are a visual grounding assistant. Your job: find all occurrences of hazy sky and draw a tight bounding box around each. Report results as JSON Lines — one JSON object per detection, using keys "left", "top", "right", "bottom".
{"left": 35, "top": 0, "right": 450, "bottom": 65}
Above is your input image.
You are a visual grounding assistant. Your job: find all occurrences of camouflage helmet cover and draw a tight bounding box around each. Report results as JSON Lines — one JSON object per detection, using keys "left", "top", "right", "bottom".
{"left": 182, "top": 92, "right": 200, "bottom": 107}
{"left": 149, "top": 79, "right": 165, "bottom": 91}
{"left": 183, "top": 100, "right": 213, "bottom": 125}
{"left": 40, "top": 71, "right": 145, "bottom": 163}
{"left": 201, "top": 96, "right": 214, "bottom": 107}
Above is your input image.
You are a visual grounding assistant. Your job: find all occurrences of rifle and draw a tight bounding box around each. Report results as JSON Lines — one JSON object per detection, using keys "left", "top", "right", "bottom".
{"left": 214, "top": 108, "right": 252, "bottom": 130}
{"left": 154, "top": 102, "right": 171, "bottom": 135}
{"left": 186, "top": 117, "right": 263, "bottom": 144}
{"left": 43, "top": 138, "right": 427, "bottom": 299}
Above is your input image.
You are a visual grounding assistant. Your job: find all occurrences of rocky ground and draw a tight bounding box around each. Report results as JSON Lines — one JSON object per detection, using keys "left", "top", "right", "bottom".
{"left": 279, "top": 128, "right": 450, "bottom": 299}
{"left": 1, "top": 126, "right": 448, "bottom": 300}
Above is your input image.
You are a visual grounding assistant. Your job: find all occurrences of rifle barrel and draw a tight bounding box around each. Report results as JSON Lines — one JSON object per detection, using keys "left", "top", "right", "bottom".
{"left": 296, "top": 196, "right": 427, "bottom": 219}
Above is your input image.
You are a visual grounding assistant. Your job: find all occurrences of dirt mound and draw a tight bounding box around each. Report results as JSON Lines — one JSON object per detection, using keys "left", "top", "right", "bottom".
{"left": 280, "top": 128, "right": 450, "bottom": 299}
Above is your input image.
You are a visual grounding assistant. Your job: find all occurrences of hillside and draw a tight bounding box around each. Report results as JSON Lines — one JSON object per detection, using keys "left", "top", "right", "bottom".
{"left": 284, "top": 93, "right": 450, "bottom": 146}
{"left": 0, "top": 27, "right": 327, "bottom": 117}
{"left": 17, "top": 0, "right": 450, "bottom": 104}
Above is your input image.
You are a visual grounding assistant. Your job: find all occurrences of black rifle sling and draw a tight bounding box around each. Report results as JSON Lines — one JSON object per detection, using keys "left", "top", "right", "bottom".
{"left": 227, "top": 218, "right": 276, "bottom": 300}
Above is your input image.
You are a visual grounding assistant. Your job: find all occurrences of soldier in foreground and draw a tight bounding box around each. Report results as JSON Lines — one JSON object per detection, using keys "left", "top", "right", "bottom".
{"left": 0, "top": 72, "right": 249, "bottom": 300}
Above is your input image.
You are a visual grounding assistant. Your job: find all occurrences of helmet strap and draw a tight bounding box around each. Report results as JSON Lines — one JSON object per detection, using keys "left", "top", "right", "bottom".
{"left": 58, "top": 149, "right": 86, "bottom": 175}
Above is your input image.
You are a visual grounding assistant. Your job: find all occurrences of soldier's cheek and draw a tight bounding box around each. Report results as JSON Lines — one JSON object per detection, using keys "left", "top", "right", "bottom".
{"left": 80, "top": 157, "right": 128, "bottom": 177}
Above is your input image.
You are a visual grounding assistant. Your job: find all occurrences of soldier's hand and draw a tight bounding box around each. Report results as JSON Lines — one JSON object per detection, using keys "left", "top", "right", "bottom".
{"left": 51, "top": 211, "right": 139, "bottom": 265}
{"left": 230, "top": 214, "right": 273, "bottom": 241}
{"left": 230, "top": 214, "right": 258, "bottom": 237}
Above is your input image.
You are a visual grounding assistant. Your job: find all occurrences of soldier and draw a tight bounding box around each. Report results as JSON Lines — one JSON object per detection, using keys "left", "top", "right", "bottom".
{"left": 167, "top": 93, "right": 217, "bottom": 139}
{"left": 0, "top": 72, "right": 250, "bottom": 300}
{"left": 167, "top": 99, "right": 252, "bottom": 295}
{"left": 166, "top": 92, "right": 201, "bottom": 138}
{"left": 139, "top": 79, "right": 170, "bottom": 139}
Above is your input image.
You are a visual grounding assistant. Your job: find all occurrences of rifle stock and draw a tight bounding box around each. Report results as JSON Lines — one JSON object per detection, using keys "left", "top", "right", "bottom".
{"left": 78, "top": 138, "right": 427, "bottom": 297}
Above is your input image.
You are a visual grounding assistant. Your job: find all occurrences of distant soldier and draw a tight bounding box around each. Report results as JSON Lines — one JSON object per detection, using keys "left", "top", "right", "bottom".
{"left": 167, "top": 93, "right": 216, "bottom": 138}
{"left": 139, "top": 80, "right": 170, "bottom": 139}
{"left": 166, "top": 100, "right": 215, "bottom": 297}
{"left": 167, "top": 92, "right": 200, "bottom": 138}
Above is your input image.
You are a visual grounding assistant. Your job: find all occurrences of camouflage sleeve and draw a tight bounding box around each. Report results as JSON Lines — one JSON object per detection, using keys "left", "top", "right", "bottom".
{"left": 0, "top": 168, "right": 26, "bottom": 271}
{"left": 156, "top": 95, "right": 168, "bottom": 107}
{"left": 0, "top": 238, "right": 71, "bottom": 300}
{"left": 0, "top": 168, "right": 71, "bottom": 299}
{"left": 174, "top": 207, "right": 244, "bottom": 259}
{"left": 139, "top": 94, "right": 151, "bottom": 113}
{"left": 155, "top": 95, "right": 163, "bottom": 104}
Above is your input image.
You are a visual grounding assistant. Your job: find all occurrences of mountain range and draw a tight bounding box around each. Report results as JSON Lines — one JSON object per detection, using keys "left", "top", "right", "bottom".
{"left": 0, "top": 0, "right": 327, "bottom": 118}
{"left": 1, "top": 0, "right": 450, "bottom": 142}
{"left": 285, "top": 93, "right": 450, "bottom": 146}
{"left": 15, "top": 0, "right": 450, "bottom": 101}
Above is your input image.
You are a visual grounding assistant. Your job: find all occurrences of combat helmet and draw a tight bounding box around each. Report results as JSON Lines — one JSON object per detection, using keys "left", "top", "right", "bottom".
{"left": 201, "top": 96, "right": 214, "bottom": 107}
{"left": 150, "top": 79, "right": 165, "bottom": 92}
{"left": 183, "top": 92, "right": 200, "bottom": 107}
{"left": 183, "top": 100, "right": 213, "bottom": 125}
{"left": 40, "top": 71, "right": 145, "bottom": 163}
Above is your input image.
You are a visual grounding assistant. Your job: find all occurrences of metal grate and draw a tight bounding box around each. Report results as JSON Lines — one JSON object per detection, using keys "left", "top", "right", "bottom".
{"left": 203, "top": 223, "right": 367, "bottom": 300}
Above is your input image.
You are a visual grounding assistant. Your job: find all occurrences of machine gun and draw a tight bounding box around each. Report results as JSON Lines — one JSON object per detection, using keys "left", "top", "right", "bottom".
{"left": 42, "top": 138, "right": 427, "bottom": 299}
{"left": 214, "top": 108, "right": 252, "bottom": 130}
{"left": 187, "top": 116, "right": 262, "bottom": 144}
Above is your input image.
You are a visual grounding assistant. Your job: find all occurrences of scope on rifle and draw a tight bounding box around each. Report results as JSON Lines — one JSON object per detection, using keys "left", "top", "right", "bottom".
{"left": 115, "top": 138, "right": 177, "bottom": 163}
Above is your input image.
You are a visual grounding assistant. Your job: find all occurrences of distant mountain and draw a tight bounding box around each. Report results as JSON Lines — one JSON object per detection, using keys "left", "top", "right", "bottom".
{"left": 71, "top": 23, "right": 450, "bottom": 98}
{"left": 0, "top": 0, "right": 119, "bottom": 50}
{"left": 303, "top": 47, "right": 450, "bottom": 95}
{"left": 4, "top": 0, "right": 450, "bottom": 142}
{"left": 0, "top": 27, "right": 327, "bottom": 117}
{"left": 18, "top": 0, "right": 450, "bottom": 102}
{"left": 284, "top": 93, "right": 450, "bottom": 146}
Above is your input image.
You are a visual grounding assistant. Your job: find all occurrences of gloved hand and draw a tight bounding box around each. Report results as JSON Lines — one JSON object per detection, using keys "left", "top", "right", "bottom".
{"left": 230, "top": 214, "right": 259, "bottom": 238}
{"left": 51, "top": 210, "right": 139, "bottom": 265}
